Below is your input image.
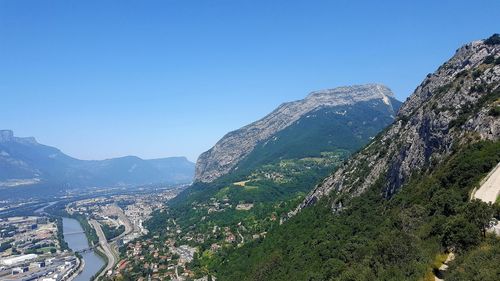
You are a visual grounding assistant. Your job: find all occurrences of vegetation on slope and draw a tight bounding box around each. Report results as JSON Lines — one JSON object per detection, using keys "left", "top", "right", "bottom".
{"left": 147, "top": 101, "right": 400, "bottom": 243}
{"left": 145, "top": 151, "right": 347, "bottom": 256}
{"left": 235, "top": 101, "right": 400, "bottom": 173}
{"left": 102, "top": 224, "right": 126, "bottom": 240}
{"left": 446, "top": 237, "right": 500, "bottom": 281}
{"left": 208, "top": 140, "right": 500, "bottom": 281}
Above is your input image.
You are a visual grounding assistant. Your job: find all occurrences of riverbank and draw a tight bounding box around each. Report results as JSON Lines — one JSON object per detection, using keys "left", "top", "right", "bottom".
{"left": 66, "top": 254, "right": 84, "bottom": 281}
{"left": 61, "top": 217, "right": 106, "bottom": 281}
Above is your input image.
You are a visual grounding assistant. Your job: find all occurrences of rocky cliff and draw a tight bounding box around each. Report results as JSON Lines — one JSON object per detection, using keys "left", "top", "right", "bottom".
{"left": 195, "top": 84, "right": 400, "bottom": 182}
{"left": 295, "top": 35, "right": 500, "bottom": 213}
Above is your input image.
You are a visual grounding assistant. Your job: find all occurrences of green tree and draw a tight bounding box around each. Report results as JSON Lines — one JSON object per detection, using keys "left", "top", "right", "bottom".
{"left": 442, "top": 216, "right": 481, "bottom": 252}
{"left": 464, "top": 199, "right": 493, "bottom": 237}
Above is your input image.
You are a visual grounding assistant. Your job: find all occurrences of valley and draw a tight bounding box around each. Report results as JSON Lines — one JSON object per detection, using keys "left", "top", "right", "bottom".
{"left": 0, "top": 184, "right": 186, "bottom": 281}
{"left": 2, "top": 0, "right": 500, "bottom": 280}
{"left": 0, "top": 8, "right": 499, "bottom": 280}
{"left": 101, "top": 34, "right": 500, "bottom": 281}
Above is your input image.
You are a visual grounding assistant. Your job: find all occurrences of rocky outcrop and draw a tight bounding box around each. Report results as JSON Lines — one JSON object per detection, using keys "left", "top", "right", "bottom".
{"left": 0, "top": 130, "right": 14, "bottom": 142}
{"left": 294, "top": 35, "right": 500, "bottom": 214}
{"left": 0, "top": 129, "right": 37, "bottom": 144}
{"left": 195, "top": 84, "right": 400, "bottom": 182}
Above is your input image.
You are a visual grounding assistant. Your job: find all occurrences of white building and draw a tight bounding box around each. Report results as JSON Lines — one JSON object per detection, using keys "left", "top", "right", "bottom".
{"left": 1, "top": 254, "right": 38, "bottom": 266}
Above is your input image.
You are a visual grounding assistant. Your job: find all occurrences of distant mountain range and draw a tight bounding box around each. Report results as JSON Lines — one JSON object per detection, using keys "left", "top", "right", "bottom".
{"left": 0, "top": 130, "right": 194, "bottom": 193}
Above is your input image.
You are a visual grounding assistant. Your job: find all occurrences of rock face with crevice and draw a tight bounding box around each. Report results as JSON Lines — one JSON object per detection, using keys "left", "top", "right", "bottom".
{"left": 294, "top": 36, "right": 500, "bottom": 214}
{"left": 195, "top": 84, "right": 400, "bottom": 182}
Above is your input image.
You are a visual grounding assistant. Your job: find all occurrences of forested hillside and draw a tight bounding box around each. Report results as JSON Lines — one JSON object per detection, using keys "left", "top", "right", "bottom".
{"left": 208, "top": 34, "right": 500, "bottom": 281}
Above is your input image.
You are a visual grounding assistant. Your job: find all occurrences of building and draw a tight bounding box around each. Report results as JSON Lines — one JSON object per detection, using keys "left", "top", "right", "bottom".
{"left": 1, "top": 254, "right": 38, "bottom": 266}
{"left": 11, "top": 266, "right": 29, "bottom": 275}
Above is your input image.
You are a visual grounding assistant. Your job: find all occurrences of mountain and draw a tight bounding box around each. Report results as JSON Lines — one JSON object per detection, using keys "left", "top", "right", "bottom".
{"left": 0, "top": 130, "right": 83, "bottom": 186}
{"left": 195, "top": 84, "right": 401, "bottom": 182}
{"left": 296, "top": 35, "right": 500, "bottom": 211}
{"left": 211, "top": 35, "right": 500, "bottom": 281}
{"left": 78, "top": 156, "right": 195, "bottom": 186}
{"left": 140, "top": 84, "right": 402, "bottom": 280}
{"left": 0, "top": 130, "right": 195, "bottom": 192}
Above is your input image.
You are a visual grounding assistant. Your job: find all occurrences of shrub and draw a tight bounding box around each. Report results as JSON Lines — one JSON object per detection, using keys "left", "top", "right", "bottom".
{"left": 488, "top": 106, "right": 500, "bottom": 117}
{"left": 483, "top": 55, "right": 495, "bottom": 64}
{"left": 484, "top": 33, "right": 500, "bottom": 45}
{"left": 442, "top": 216, "right": 481, "bottom": 252}
{"left": 472, "top": 69, "right": 482, "bottom": 79}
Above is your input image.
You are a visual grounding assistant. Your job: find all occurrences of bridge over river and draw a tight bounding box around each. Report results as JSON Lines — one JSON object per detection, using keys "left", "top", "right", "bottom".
{"left": 63, "top": 230, "right": 85, "bottom": 235}
{"left": 75, "top": 245, "right": 97, "bottom": 254}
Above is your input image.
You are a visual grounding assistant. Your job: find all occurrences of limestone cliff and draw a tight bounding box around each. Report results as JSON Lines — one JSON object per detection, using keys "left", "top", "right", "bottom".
{"left": 195, "top": 84, "right": 400, "bottom": 182}
{"left": 295, "top": 35, "right": 500, "bottom": 214}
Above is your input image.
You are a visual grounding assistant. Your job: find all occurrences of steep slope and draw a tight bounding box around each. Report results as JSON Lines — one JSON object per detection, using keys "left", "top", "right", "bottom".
{"left": 139, "top": 85, "right": 402, "bottom": 281}
{"left": 211, "top": 35, "right": 500, "bottom": 281}
{"left": 236, "top": 98, "right": 401, "bottom": 173}
{"left": 0, "top": 130, "right": 195, "bottom": 193}
{"left": 296, "top": 35, "right": 500, "bottom": 212}
{"left": 195, "top": 84, "right": 400, "bottom": 182}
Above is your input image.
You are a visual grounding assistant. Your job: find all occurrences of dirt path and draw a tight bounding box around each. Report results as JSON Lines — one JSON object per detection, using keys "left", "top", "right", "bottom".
{"left": 473, "top": 162, "right": 500, "bottom": 203}
{"left": 434, "top": 253, "right": 455, "bottom": 281}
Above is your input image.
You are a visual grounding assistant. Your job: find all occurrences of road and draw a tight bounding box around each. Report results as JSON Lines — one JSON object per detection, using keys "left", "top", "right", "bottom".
{"left": 34, "top": 201, "right": 57, "bottom": 215}
{"left": 473, "top": 162, "right": 500, "bottom": 236}
{"left": 433, "top": 162, "right": 500, "bottom": 281}
{"left": 473, "top": 162, "right": 500, "bottom": 203}
{"left": 90, "top": 219, "right": 117, "bottom": 278}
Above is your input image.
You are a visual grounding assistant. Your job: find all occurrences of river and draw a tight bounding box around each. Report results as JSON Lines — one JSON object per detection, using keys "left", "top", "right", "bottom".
{"left": 62, "top": 217, "right": 106, "bottom": 281}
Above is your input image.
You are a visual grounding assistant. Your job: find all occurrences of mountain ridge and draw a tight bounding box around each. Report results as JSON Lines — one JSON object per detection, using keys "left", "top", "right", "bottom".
{"left": 210, "top": 34, "right": 500, "bottom": 281}
{"left": 0, "top": 130, "right": 195, "bottom": 192}
{"left": 195, "top": 83, "right": 401, "bottom": 182}
{"left": 294, "top": 35, "right": 500, "bottom": 214}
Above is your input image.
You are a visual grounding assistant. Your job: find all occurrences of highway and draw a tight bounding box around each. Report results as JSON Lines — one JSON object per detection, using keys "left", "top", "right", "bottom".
{"left": 89, "top": 219, "right": 117, "bottom": 278}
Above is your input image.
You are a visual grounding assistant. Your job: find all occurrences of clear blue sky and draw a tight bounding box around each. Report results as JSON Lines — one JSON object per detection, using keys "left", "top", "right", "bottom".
{"left": 1, "top": 0, "right": 499, "bottom": 162}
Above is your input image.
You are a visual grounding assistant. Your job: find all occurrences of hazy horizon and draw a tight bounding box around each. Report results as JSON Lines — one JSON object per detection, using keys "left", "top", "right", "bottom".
{"left": 1, "top": 0, "right": 499, "bottom": 161}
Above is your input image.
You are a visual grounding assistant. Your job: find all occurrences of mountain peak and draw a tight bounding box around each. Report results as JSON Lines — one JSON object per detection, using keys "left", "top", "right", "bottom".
{"left": 195, "top": 84, "right": 400, "bottom": 182}
{"left": 0, "top": 130, "right": 14, "bottom": 142}
{"left": 0, "top": 130, "right": 38, "bottom": 144}
{"left": 307, "top": 83, "right": 393, "bottom": 99}
{"left": 303, "top": 84, "right": 396, "bottom": 109}
{"left": 295, "top": 36, "right": 500, "bottom": 214}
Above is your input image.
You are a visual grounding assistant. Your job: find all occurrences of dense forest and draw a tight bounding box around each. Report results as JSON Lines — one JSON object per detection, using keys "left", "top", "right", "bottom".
{"left": 201, "top": 140, "right": 500, "bottom": 280}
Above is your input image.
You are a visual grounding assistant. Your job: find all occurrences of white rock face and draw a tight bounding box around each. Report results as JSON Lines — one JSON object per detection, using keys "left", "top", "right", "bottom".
{"left": 195, "top": 84, "right": 397, "bottom": 182}
{"left": 0, "top": 130, "right": 14, "bottom": 142}
{"left": 0, "top": 130, "right": 38, "bottom": 144}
